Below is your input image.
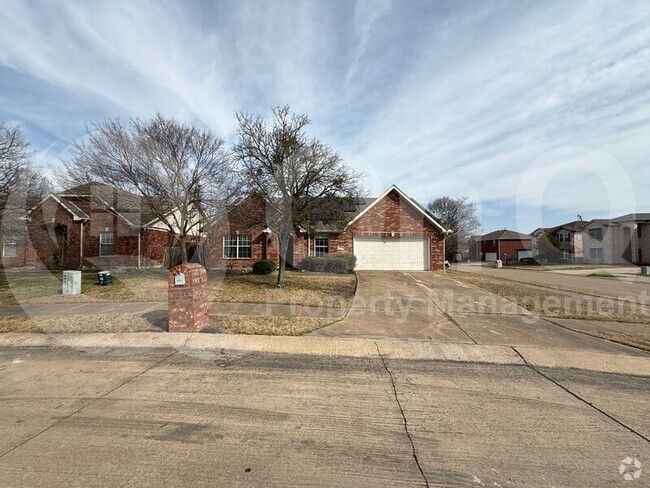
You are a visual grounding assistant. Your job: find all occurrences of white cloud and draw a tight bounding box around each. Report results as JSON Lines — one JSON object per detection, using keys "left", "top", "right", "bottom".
{"left": 1, "top": 0, "right": 650, "bottom": 229}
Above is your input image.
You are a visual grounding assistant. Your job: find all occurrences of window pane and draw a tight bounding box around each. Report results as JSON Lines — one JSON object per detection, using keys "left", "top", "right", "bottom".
{"left": 315, "top": 235, "right": 329, "bottom": 257}
{"left": 3, "top": 238, "right": 17, "bottom": 258}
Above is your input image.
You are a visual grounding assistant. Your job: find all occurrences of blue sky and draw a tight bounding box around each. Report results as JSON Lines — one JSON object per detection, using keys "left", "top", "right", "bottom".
{"left": 1, "top": 0, "right": 649, "bottom": 233}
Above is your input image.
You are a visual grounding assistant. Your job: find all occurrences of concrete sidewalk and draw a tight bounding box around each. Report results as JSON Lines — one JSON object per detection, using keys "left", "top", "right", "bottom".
{"left": 1, "top": 332, "right": 649, "bottom": 376}
{"left": 0, "top": 301, "right": 347, "bottom": 320}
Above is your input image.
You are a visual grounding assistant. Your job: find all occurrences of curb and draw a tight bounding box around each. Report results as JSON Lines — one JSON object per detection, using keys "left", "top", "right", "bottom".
{"left": 1, "top": 333, "right": 649, "bottom": 375}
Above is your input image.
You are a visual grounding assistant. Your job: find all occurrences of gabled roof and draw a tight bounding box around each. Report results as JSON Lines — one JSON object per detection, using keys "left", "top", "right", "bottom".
{"left": 534, "top": 220, "right": 589, "bottom": 235}
{"left": 610, "top": 213, "right": 650, "bottom": 223}
{"left": 25, "top": 183, "right": 161, "bottom": 228}
{"left": 345, "top": 185, "right": 449, "bottom": 233}
{"left": 26, "top": 194, "right": 90, "bottom": 221}
{"left": 480, "top": 229, "right": 531, "bottom": 241}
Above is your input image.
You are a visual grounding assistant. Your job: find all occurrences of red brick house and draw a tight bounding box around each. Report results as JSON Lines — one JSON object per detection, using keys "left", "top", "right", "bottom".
{"left": 2, "top": 184, "right": 449, "bottom": 271}
{"left": 210, "top": 185, "right": 449, "bottom": 271}
{"left": 1, "top": 183, "right": 181, "bottom": 270}
{"left": 469, "top": 229, "right": 532, "bottom": 263}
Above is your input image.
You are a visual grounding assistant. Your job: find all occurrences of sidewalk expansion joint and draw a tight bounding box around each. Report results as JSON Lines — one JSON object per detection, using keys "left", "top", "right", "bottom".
{"left": 511, "top": 346, "right": 649, "bottom": 444}
{"left": 374, "top": 341, "right": 430, "bottom": 488}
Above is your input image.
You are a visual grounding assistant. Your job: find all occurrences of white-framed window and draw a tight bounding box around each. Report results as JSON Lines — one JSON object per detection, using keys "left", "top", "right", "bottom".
{"left": 99, "top": 231, "right": 114, "bottom": 256}
{"left": 588, "top": 228, "right": 603, "bottom": 240}
{"left": 315, "top": 235, "right": 329, "bottom": 257}
{"left": 562, "top": 249, "right": 571, "bottom": 260}
{"left": 2, "top": 236, "right": 17, "bottom": 258}
{"left": 223, "top": 235, "right": 251, "bottom": 258}
{"left": 590, "top": 248, "right": 603, "bottom": 260}
{"left": 557, "top": 232, "right": 570, "bottom": 242}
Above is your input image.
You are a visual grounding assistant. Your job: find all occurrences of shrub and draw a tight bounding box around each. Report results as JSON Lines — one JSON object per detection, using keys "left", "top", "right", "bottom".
{"left": 341, "top": 254, "right": 357, "bottom": 272}
{"left": 301, "top": 256, "right": 327, "bottom": 272}
{"left": 301, "top": 254, "right": 357, "bottom": 273}
{"left": 325, "top": 257, "right": 348, "bottom": 274}
{"left": 252, "top": 259, "right": 276, "bottom": 275}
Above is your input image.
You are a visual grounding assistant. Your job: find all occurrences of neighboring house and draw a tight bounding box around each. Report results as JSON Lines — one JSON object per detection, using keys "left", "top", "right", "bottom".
{"left": 531, "top": 220, "right": 589, "bottom": 262}
{"left": 532, "top": 214, "right": 650, "bottom": 264}
{"left": 1, "top": 183, "right": 182, "bottom": 270}
{"left": 582, "top": 214, "right": 650, "bottom": 265}
{"left": 469, "top": 229, "right": 532, "bottom": 262}
{"left": 210, "top": 185, "right": 450, "bottom": 271}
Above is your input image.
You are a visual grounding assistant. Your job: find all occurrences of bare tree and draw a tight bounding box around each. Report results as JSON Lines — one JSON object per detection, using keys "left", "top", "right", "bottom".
{"left": 1, "top": 123, "right": 35, "bottom": 211}
{"left": 61, "top": 114, "right": 239, "bottom": 264}
{"left": 234, "top": 106, "right": 364, "bottom": 285}
{"left": 428, "top": 196, "right": 480, "bottom": 260}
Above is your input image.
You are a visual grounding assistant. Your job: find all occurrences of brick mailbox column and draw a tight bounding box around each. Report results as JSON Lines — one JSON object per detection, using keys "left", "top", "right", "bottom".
{"left": 168, "top": 263, "right": 209, "bottom": 333}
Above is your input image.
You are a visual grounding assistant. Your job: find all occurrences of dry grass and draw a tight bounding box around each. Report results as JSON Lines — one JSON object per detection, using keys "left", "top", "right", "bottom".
{"left": 0, "top": 313, "right": 165, "bottom": 333}
{"left": 451, "top": 271, "right": 650, "bottom": 324}
{"left": 583, "top": 330, "right": 650, "bottom": 351}
{"left": 210, "top": 270, "right": 356, "bottom": 307}
{"left": 0, "top": 269, "right": 356, "bottom": 307}
{"left": 211, "top": 315, "right": 330, "bottom": 336}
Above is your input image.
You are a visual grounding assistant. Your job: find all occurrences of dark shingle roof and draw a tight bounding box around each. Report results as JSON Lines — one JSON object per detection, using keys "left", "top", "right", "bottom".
{"left": 58, "top": 183, "right": 156, "bottom": 226}
{"left": 480, "top": 229, "right": 531, "bottom": 241}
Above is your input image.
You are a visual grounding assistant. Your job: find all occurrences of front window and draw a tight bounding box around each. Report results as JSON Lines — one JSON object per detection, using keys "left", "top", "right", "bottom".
{"left": 315, "top": 235, "right": 329, "bottom": 256}
{"left": 588, "top": 228, "right": 603, "bottom": 240}
{"left": 557, "top": 232, "right": 570, "bottom": 242}
{"left": 99, "top": 232, "right": 114, "bottom": 256}
{"left": 223, "top": 235, "right": 251, "bottom": 258}
{"left": 2, "top": 236, "right": 17, "bottom": 258}
{"left": 590, "top": 248, "right": 603, "bottom": 260}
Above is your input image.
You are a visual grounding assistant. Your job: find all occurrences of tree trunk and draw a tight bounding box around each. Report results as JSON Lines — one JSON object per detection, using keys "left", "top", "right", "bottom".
{"left": 276, "top": 230, "right": 290, "bottom": 285}
{"left": 179, "top": 236, "right": 189, "bottom": 264}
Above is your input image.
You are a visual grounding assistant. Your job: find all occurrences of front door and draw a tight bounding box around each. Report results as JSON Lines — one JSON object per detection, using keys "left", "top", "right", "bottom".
{"left": 286, "top": 237, "right": 294, "bottom": 268}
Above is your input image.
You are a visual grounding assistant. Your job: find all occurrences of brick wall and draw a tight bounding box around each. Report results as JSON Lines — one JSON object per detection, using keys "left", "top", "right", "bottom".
{"left": 341, "top": 189, "right": 445, "bottom": 270}
{"left": 481, "top": 239, "right": 532, "bottom": 262}
{"left": 168, "top": 263, "right": 209, "bottom": 332}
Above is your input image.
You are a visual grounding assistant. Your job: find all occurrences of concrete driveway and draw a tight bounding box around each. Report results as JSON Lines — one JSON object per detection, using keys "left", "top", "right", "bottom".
{"left": 313, "top": 271, "right": 647, "bottom": 355}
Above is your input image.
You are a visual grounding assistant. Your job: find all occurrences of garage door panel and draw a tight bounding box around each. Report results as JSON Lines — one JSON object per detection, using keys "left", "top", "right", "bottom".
{"left": 353, "top": 237, "right": 429, "bottom": 270}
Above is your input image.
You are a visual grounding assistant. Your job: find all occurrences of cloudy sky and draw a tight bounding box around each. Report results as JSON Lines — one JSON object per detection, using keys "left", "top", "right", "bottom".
{"left": 1, "top": 0, "right": 649, "bottom": 232}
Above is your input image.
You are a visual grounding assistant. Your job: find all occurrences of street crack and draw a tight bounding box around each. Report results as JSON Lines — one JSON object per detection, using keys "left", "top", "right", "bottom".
{"left": 511, "top": 347, "right": 649, "bottom": 444}
{"left": 374, "top": 341, "right": 430, "bottom": 488}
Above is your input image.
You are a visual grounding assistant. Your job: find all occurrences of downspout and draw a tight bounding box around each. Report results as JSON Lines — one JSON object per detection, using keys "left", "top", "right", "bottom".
{"left": 79, "top": 221, "right": 84, "bottom": 270}
{"left": 138, "top": 228, "right": 142, "bottom": 270}
{"left": 443, "top": 229, "right": 453, "bottom": 272}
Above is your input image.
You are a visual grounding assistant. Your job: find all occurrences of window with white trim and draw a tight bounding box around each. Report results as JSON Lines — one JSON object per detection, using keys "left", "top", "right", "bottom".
{"left": 2, "top": 236, "right": 17, "bottom": 258}
{"left": 588, "top": 228, "right": 603, "bottom": 240}
{"left": 589, "top": 248, "right": 603, "bottom": 260}
{"left": 223, "top": 235, "right": 251, "bottom": 258}
{"left": 99, "top": 231, "right": 114, "bottom": 256}
{"left": 557, "top": 232, "right": 570, "bottom": 242}
{"left": 315, "top": 235, "right": 329, "bottom": 256}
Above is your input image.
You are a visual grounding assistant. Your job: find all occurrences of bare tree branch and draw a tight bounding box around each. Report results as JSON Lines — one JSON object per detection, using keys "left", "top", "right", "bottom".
{"left": 234, "top": 105, "right": 364, "bottom": 285}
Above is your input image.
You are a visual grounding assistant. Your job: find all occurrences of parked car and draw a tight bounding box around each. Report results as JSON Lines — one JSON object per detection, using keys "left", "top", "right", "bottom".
{"left": 519, "top": 257, "right": 537, "bottom": 264}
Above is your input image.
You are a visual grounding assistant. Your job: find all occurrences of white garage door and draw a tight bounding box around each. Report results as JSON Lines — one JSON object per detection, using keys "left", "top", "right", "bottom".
{"left": 517, "top": 250, "right": 532, "bottom": 260}
{"left": 353, "top": 237, "right": 429, "bottom": 270}
{"left": 485, "top": 252, "right": 497, "bottom": 262}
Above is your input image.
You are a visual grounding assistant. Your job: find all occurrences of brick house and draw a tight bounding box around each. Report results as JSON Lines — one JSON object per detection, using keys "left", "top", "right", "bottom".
{"left": 209, "top": 185, "right": 449, "bottom": 271}
{"left": 531, "top": 220, "right": 589, "bottom": 262}
{"left": 469, "top": 229, "right": 532, "bottom": 262}
{"left": 1, "top": 183, "right": 182, "bottom": 270}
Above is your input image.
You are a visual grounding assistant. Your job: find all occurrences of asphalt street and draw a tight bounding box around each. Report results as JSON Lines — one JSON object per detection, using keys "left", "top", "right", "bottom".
{"left": 0, "top": 344, "right": 648, "bottom": 487}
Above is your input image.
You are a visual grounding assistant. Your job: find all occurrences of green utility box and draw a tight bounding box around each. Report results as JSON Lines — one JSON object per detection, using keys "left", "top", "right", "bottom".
{"left": 97, "top": 271, "right": 113, "bottom": 286}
